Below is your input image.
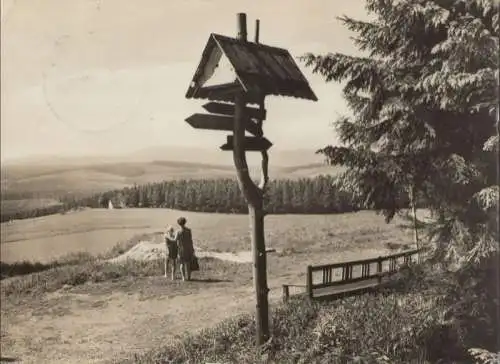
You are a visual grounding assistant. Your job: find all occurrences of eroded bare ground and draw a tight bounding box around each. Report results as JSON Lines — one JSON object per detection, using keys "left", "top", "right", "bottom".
{"left": 0, "top": 249, "right": 398, "bottom": 364}
{"left": 2, "top": 278, "right": 260, "bottom": 363}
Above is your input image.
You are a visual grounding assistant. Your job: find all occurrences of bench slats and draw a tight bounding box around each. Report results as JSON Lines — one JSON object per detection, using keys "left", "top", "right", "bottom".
{"left": 361, "top": 262, "right": 370, "bottom": 278}
{"left": 305, "top": 249, "right": 422, "bottom": 299}
{"left": 322, "top": 266, "right": 333, "bottom": 284}
{"left": 389, "top": 256, "right": 397, "bottom": 272}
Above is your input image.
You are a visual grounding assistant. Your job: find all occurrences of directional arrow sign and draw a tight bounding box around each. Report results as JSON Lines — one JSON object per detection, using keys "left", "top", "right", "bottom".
{"left": 185, "top": 113, "right": 261, "bottom": 137}
{"left": 202, "top": 102, "right": 266, "bottom": 121}
{"left": 220, "top": 135, "right": 273, "bottom": 152}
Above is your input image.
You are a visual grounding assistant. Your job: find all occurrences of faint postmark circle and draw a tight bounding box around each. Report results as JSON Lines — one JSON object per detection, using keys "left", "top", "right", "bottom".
{"left": 41, "top": 3, "right": 147, "bottom": 134}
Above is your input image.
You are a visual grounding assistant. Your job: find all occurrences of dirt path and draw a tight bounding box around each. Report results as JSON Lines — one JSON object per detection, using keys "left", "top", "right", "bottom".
{"left": 1, "top": 276, "right": 287, "bottom": 364}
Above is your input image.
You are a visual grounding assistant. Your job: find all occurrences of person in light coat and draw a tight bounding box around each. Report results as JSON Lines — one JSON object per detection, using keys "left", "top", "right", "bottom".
{"left": 164, "top": 226, "right": 178, "bottom": 280}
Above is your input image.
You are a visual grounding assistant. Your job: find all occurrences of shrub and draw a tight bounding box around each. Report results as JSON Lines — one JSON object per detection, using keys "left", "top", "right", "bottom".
{"left": 0, "top": 252, "right": 95, "bottom": 279}
{"left": 445, "top": 254, "right": 500, "bottom": 356}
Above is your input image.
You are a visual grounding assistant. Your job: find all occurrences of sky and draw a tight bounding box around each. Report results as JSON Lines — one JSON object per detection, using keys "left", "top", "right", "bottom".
{"left": 1, "top": 0, "right": 368, "bottom": 162}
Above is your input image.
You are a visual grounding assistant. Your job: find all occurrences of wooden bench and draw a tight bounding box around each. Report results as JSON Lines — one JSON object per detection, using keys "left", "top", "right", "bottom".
{"left": 282, "top": 249, "right": 422, "bottom": 302}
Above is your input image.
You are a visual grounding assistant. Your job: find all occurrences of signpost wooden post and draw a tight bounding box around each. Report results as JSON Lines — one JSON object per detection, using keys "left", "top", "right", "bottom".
{"left": 229, "top": 14, "right": 271, "bottom": 345}
{"left": 183, "top": 11, "right": 317, "bottom": 347}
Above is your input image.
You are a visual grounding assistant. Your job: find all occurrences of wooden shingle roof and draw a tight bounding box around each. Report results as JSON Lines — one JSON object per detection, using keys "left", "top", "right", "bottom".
{"left": 185, "top": 33, "right": 318, "bottom": 103}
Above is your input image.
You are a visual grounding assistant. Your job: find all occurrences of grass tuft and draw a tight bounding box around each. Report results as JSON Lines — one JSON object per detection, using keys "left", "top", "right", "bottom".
{"left": 1, "top": 257, "right": 251, "bottom": 299}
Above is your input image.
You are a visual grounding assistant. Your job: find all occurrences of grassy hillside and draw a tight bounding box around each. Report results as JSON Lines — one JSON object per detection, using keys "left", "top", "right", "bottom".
{"left": 124, "top": 258, "right": 499, "bottom": 364}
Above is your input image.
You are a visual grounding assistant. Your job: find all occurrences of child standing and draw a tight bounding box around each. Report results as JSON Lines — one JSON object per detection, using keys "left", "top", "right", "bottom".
{"left": 164, "top": 226, "right": 178, "bottom": 280}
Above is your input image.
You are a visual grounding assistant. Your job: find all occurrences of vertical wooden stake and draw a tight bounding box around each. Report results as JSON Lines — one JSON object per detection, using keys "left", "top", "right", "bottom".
{"left": 254, "top": 19, "right": 260, "bottom": 43}
{"left": 408, "top": 183, "right": 420, "bottom": 250}
{"left": 233, "top": 12, "right": 270, "bottom": 346}
{"left": 282, "top": 285, "right": 289, "bottom": 303}
{"left": 306, "top": 265, "right": 313, "bottom": 299}
{"left": 238, "top": 13, "right": 247, "bottom": 41}
{"left": 377, "top": 256, "right": 383, "bottom": 284}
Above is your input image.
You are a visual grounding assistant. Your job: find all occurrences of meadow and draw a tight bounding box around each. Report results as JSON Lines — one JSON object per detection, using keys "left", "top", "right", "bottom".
{"left": 0, "top": 208, "right": 419, "bottom": 363}
{"left": 1, "top": 208, "right": 413, "bottom": 264}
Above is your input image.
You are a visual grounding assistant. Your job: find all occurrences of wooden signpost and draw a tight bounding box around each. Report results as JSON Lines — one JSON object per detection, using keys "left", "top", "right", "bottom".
{"left": 185, "top": 113, "right": 262, "bottom": 136}
{"left": 220, "top": 135, "right": 272, "bottom": 151}
{"left": 202, "top": 101, "right": 267, "bottom": 121}
{"left": 183, "top": 12, "right": 317, "bottom": 347}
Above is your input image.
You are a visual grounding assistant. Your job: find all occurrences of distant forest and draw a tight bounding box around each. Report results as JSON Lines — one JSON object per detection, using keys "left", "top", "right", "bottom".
{"left": 1, "top": 203, "right": 66, "bottom": 223}
{"left": 1, "top": 175, "right": 418, "bottom": 222}
{"left": 74, "top": 176, "right": 361, "bottom": 213}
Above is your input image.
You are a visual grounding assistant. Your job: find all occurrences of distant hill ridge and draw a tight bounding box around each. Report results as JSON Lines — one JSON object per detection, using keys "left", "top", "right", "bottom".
{"left": 1, "top": 147, "right": 340, "bottom": 199}
{"left": 2, "top": 146, "right": 325, "bottom": 167}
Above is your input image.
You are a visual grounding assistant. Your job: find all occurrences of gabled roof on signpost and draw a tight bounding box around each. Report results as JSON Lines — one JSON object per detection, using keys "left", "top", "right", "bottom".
{"left": 185, "top": 33, "right": 318, "bottom": 103}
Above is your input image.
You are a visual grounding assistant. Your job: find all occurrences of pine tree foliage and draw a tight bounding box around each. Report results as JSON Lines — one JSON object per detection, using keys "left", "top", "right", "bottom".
{"left": 301, "top": 0, "right": 499, "bottom": 264}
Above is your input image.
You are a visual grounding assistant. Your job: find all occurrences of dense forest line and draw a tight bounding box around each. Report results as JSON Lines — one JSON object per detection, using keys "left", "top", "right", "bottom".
{"left": 1, "top": 175, "right": 419, "bottom": 222}
{"left": 74, "top": 176, "right": 362, "bottom": 214}
{"left": 0, "top": 203, "right": 67, "bottom": 223}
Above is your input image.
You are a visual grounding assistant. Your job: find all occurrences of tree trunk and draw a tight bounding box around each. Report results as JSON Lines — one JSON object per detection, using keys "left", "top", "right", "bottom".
{"left": 232, "top": 12, "right": 270, "bottom": 346}
{"left": 249, "top": 200, "right": 270, "bottom": 345}
{"left": 233, "top": 87, "right": 270, "bottom": 346}
{"left": 408, "top": 184, "right": 420, "bottom": 250}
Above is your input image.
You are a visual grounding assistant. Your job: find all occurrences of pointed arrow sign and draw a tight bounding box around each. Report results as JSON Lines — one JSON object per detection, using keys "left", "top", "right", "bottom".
{"left": 202, "top": 102, "right": 266, "bottom": 121}
{"left": 185, "top": 113, "right": 261, "bottom": 136}
{"left": 220, "top": 135, "right": 273, "bottom": 152}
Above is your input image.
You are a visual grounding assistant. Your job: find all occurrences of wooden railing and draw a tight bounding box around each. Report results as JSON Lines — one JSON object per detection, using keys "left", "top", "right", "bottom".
{"left": 282, "top": 284, "right": 308, "bottom": 302}
{"left": 283, "top": 249, "right": 422, "bottom": 302}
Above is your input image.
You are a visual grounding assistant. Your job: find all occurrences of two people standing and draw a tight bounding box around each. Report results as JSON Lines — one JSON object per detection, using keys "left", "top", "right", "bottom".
{"left": 164, "top": 217, "right": 197, "bottom": 281}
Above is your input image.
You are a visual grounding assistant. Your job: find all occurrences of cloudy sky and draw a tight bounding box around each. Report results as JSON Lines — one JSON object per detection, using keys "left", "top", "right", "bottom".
{"left": 1, "top": 0, "right": 368, "bottom": 162}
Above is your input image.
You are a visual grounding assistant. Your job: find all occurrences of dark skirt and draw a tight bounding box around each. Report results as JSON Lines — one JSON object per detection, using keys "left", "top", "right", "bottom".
{"left": 166, "top": 241, "right": 178, "bottom": 260}
{"left": 178, "top": 246, "right": 194, "bottom": 263}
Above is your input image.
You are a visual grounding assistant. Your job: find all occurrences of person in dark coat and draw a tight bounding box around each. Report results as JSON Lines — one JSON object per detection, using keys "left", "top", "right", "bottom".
{"left": 175, "top": 217, "right": 195, "bottom": 281}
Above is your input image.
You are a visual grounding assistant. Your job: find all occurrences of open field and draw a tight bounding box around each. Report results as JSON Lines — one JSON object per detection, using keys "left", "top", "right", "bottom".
{"left": 1, "top": 209, "right": 417, "bottom": 363}
{"left": 1, "top": 208, "right": 413, "bottom": 264}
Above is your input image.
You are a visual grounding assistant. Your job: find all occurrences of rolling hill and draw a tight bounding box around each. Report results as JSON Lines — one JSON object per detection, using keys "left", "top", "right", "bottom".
{"left": 1, "top": 147, "right": 343, "bottom": 214}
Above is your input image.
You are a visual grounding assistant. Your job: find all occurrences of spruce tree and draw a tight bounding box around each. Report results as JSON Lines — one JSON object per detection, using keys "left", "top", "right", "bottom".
{"left": 301, "top": 0, "right": 498, "bottom": 265}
